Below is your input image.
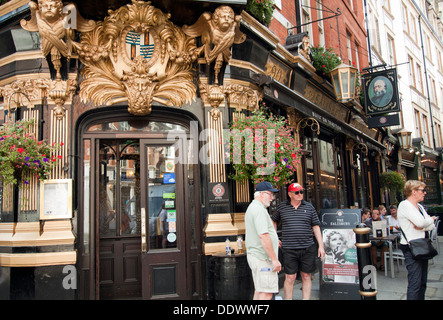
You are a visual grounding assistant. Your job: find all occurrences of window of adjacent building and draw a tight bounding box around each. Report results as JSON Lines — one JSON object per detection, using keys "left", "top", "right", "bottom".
{"left": 422, "top": 114, "right": 430, "bottom": 146}
{"left": 387, "top": 34, "right": 396, "bottom": 67}
{"left": 317, "top": 0, "right": 325, "bottom": 47}
{"left": 347, "top": 33, "right": 352, "bottom": 65}
{"left": 414, "top": 109, "right": 421, "bottom": 137}
{"left": 354, "top": 42, "right": 360, "bottom": 71}
{"left": 374, "top": 16, "right": 381, "bottom": 53}
{"left": 416, "top": 63, "right": 423, "bottom": 92}
{"left": 430, "top": 77, "right": 437, "bottom": 104}
{"left": 437, "top": 49, "right": 443, "bottom": 73}
{"left": 408, "top": 55, "right": 415, "bottom": 86}
{"left": 409, "top": 12, "right": 417, "bottom": 41}
{"left": 302, "top": 0, "right": 312, "bottom": 36}
{"left": 401, "top": 4, "right": 408, "bottom": 31}
{"left": 436, "top": 123, "right": 443, "bottom": 148}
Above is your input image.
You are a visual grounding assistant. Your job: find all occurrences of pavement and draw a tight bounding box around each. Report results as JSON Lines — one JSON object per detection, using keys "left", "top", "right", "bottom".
{"left": 277, "top": 236, "right": 443, "bottom": 300}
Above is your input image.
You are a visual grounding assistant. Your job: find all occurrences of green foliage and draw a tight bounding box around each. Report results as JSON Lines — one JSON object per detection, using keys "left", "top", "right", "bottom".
{"left": 0, "top": 119, "right": 63, "bottom": 185}
{"left": 380, "top": 171, "right": 406, "bottom": 194}
{"left": 245, "top": 0, "right": 275, "bottom": 26}
{"left": 310, "top": 46, "right": 341, "bottom": 76}
{"left": 226, "top": 106, "right": 302, "bottom": 186}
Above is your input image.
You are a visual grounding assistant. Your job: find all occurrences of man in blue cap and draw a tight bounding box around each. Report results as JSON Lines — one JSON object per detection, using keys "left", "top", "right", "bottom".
{"left": 245, "top": 181, "right": 281, "bottom": 300}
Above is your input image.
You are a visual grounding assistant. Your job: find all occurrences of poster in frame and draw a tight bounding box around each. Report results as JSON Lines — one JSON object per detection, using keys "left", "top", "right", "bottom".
{"left": 39, "top": 179, "right": 73, "bottom": 220}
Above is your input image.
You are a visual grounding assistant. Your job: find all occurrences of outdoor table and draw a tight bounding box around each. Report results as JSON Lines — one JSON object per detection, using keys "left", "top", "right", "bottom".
{"left": 369, "top": 234, "right": 398, "bottom": 278}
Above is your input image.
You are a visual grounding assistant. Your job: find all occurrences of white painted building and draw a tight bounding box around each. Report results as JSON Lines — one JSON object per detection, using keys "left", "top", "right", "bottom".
{"left": 366, "top": 0, "right": 443, "bottom": 195}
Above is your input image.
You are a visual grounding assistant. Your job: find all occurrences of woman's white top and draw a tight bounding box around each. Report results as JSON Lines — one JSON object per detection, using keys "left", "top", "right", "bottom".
{"left": 397, "top": 200, "right": 435, "bottom": 245}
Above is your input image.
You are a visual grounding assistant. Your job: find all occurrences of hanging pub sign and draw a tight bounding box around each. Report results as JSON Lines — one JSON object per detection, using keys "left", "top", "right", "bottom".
{"left": 362, "top": 68, "right": 400, "bottom": 116}
{"left": 319, "top": 208, "right": 361, "bottom": 300}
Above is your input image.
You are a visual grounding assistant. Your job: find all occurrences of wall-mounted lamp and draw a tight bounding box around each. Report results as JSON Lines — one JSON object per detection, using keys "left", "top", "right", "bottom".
{"left": 396, "top": 129, "right": 412, "bottom": 149}
{"left": 330, "top": 63, "right": 358, "bottom": 103}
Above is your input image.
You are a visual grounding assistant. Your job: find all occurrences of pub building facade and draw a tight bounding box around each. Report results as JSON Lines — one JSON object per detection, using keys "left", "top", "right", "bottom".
{"left": 0, "top": 0, "right": 389, "bottom": 300}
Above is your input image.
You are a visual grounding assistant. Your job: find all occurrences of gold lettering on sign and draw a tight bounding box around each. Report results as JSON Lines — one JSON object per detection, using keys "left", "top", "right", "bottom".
{"left": 264, "top": 56, "right": 291, "bottom": 87}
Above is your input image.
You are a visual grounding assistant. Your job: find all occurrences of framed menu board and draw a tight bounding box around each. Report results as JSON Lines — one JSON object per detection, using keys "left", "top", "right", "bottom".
{"left": 39, "top": 179, "right": 73, "bottom": 220}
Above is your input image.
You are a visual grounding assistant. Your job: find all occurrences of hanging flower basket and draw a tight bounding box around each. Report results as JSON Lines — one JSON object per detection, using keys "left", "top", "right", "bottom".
{"left": 380, "top": 171, "right": 406, "bottom": 195}
{"left": 310, "top": 46, "right": 341, "bottom": 77}
{"left": 225, "top": 106, "right": 302, "bottom": 186}
{"left": 245, "top": 0, "right": 275, "bottom": 27}
{"left": 0, "top": 119, "right": 63, "bottom": 185}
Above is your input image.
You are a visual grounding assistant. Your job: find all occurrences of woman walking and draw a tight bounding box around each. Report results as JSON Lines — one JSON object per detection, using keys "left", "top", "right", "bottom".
{"left": 397, "top": 180, "right": 437, "bottom": 300}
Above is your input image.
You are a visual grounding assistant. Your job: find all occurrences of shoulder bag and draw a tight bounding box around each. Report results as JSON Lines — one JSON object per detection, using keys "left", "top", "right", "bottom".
{"left": 400, "top": 206, "right": 438, "bottom": 260}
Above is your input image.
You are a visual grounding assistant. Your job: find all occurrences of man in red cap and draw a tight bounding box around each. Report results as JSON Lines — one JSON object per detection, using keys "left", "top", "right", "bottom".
{"left": 272, "top": 183, "right": 325, "bottom": 300}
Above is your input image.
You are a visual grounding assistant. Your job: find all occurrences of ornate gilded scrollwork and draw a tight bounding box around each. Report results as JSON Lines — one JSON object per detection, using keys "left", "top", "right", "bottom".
{"left": 183, "top": 5, "right": 245, "bottom": 84}
{"left": 71, "top": 0, "right": 200, "bottom": 116}
{"left": 0, "top": 79, "right": 77, "bottom": 120}
{"left": 198, "top": 80, "right": 260, "bottom": 119}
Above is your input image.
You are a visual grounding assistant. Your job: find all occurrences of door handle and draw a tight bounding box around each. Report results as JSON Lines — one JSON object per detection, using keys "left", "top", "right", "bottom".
{"left": 141, "top": 207, "right": 146, "bottom": 252}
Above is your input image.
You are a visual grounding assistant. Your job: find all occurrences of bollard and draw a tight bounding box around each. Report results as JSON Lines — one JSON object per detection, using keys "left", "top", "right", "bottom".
{"left": 353, "top": 223, "right": 377, "bottom": 300}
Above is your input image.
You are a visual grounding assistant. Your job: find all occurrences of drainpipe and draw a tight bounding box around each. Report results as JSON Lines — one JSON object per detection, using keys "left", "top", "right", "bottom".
{"left": 418, "top": 15, "right": 436, "bottom": 150}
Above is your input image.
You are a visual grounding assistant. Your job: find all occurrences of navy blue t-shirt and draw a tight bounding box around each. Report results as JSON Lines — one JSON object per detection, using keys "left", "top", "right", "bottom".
{"left": 271, "top": 199, "right": 320, "bottom": 249}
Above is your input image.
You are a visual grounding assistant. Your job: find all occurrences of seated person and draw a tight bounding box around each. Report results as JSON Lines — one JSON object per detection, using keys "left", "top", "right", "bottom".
{"left": 364, "top": 208, "right": 389, "bottom": 271}
{"left": 361, "top": 207, "right": 371, "bottom": 223}
{"left": 387, "top": 205, "right": 401, "bottom": 236}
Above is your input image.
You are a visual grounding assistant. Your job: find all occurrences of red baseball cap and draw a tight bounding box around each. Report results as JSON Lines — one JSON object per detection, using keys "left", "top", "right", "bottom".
{"left": 288, "top": 183, "right": 303, "bottom": 192}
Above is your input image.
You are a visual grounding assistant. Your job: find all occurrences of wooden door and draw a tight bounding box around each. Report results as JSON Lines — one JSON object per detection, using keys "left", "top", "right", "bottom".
{"left": 140, "top": 139, "right": 187, "bottom": 299}
{"left": 98, "top": 139, "right": 142, "bottom": 299}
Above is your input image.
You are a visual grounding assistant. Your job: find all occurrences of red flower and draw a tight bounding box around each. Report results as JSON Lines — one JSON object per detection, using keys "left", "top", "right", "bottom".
{"left": 17, "top": 148, "right": 24, "bottom": 153}
{"left": 275, "top": 142, "right": 280, "bottom": 148}
{"left": 57, "top": 155, "right": 62, "bottom": 159}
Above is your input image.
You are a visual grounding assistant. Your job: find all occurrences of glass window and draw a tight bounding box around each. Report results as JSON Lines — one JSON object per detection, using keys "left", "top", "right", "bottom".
{"left": 86, "top": 120, "right": 186, "bottom": 133}
{"left": 83, "top": 139, "right": 91, "bottom": 254}
{"left": 148, "top": 145, "right": 177, "bottom": 250}
{"left": 319, "top": 140, "right": 337, "bottom": 209}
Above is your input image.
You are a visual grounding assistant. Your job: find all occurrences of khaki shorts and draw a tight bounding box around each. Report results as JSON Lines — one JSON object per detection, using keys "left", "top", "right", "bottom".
{"left": 247, "top": 254, "right": 279, "bottom": 293}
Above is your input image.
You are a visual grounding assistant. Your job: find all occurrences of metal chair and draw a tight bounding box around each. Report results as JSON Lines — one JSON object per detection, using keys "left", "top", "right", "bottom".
{"left": 384, "top": 248, "right": 405, "bottom": 277}
{"left": 430, "top": 218, "right": 440, "bottom": 255}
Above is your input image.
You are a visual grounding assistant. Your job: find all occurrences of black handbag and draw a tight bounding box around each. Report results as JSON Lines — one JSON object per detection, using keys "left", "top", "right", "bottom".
{"left": 400, "top": 207, "right": 438, "bottom": 260}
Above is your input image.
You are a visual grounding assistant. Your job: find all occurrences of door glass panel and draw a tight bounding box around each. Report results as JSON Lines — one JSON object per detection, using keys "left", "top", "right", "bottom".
{"left": 120, "top": 141, "right": 140, "bottom": 236}
{"left": 319, "top": 140, "right": 336, "bottom": 209}
{"left": 147, "top": 145, "right": 177, "bottom": 249}
{"left": 99, "top": 143, "right": 117, "bottom": 237}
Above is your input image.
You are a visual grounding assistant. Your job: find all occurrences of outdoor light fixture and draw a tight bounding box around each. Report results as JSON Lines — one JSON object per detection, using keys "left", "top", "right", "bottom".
{"left": 330, "top": 63, "right": 358, "bottom": 103}
{"left": 396, "top": 128, "right": 412, "bottom": 149}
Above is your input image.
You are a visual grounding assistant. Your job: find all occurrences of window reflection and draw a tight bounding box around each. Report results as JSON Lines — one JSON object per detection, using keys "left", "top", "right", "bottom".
{"left": 148, "top": 145, "right": 177, "bottom": 250}
{"left": 87, "top": 120, "right": 186, "bottom": 133}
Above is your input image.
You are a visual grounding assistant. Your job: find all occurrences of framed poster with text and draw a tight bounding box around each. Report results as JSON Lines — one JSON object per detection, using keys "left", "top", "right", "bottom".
{"left": 39, "top": 179, "right": 73, "bottom": 220}
{"left": 319, "top": 208, "right": 361, "bottom": 300}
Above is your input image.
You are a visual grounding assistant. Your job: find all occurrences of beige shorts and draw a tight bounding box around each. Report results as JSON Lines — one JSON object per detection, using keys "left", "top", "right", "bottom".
{"left": 247, "top": 254, "right": 279, "bottom": 293}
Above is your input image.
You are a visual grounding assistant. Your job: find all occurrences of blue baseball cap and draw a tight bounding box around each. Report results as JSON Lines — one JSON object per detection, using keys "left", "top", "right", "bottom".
{"left": 255, "top": 181, "right": 279, "bottom": 193}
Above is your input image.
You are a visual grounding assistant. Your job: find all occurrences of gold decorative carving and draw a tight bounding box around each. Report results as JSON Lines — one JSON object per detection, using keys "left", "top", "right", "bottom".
{"left": 46, "top": 79, "right": 77, "bottom": 119}
{"left": 198, "top": 80, "right": 260, "bottom": 119}
{"left": 20, "top": 0, "right": 96, "bottom": 80}
{"left": 0, "top": 78, "right": 77, "bottom": 120}
{"left": 72, "top": 0, "right": 199, "bottom": 116}
{"left": 183, "top": 5, "right": 245, "bottom": 84}
{"left": 0, "top": 80, "right": 40, "bottom": 113}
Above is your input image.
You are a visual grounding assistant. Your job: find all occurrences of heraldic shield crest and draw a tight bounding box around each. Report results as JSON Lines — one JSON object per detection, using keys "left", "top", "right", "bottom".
{"left": 73, "top": 1, "right": 200, "bottom": 115}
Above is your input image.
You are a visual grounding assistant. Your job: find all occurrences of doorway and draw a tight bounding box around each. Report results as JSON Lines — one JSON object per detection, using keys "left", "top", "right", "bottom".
{"left": 79, "top": 112, "right": 201, "bottom": 300}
